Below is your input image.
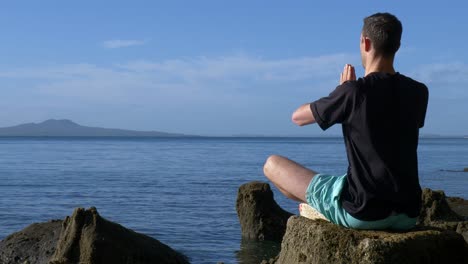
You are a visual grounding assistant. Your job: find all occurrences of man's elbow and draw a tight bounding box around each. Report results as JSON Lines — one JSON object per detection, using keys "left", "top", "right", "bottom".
{"left": 291, "top": 114, "right": 306, "bottom": 126}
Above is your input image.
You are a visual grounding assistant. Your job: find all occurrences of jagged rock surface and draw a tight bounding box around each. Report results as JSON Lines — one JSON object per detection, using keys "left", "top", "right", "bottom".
{"left": 448, "top": 196, "right": 468, "bottom": 219}
{"left": 418, "top": 189, "right": 468, "bottom": 244}
{"left": 234, "top": 182, "right": 468, "bottom": 264}
{"left": 0, "top": 208, "right": 189, "bottom": 264}
{"left": 419, "top": 188, "right": 464, "bottom": 224}
{"left": 276, "top": 216, "right": 468, "bottom": 264}
{"left": 0, "top": 220, "right": 62, "bottom": 264}
{"left": 236, "top": 181, "right": 293, "bottom": 241}
{"left": 49, "top": 207, "right": 189, "bottom": 264}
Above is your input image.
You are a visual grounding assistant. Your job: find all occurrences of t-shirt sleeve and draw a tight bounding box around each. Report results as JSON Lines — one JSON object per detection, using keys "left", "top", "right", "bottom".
{"left": 418, "top": 85, "right": 429, "bottom": 128}
{"left": 310, "top": 82, "right": 359, "bottom": 130}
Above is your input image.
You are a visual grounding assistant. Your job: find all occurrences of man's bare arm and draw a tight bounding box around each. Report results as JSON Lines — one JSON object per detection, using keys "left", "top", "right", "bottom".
{"left": 292, "top": 64, "right": 355, "bottom": 127}
{"left": 292, "top": 103, "right": 316, "bottom": 126}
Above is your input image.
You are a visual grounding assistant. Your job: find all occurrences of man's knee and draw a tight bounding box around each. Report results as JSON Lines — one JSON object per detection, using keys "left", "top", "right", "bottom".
{"left": 263, "top": 154, "right": 283, "bottom": 176}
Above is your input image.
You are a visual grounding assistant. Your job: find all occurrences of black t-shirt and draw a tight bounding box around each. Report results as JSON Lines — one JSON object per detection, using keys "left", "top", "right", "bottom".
{"left": 310, "top": 72, "right": 429, "bottom": 221}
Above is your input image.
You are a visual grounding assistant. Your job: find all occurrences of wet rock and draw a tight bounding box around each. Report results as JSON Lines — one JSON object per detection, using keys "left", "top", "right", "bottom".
{"left": 0, "top": 220, "right": 62, "bottom": 264}
{"left": 236, "top": 238, "right": 281, "bottom": 264}
{"left": 50, "top": 207, "right": 189, "bottom": 264}
{"left": 276, "top": 216, "right": 468, "bottom": 264}
{"left": 236, "top": 181, "right": 293, "bottom": 241}
{"left": 464, "top": 167, "right": 468, "bottom": 172}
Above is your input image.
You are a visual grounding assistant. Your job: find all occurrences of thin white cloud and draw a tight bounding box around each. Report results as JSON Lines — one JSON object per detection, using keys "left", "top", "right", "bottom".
{"left": 118, "top": 53, "right": 357, "bottom": 83}
{"left": 102, "top": 39, "right": 145, "bottom": 49}
{"left": 0, "top": 63, "right": 114, "bottom": 79}
{"left": 410, "top": 62, "right": 468, "bottom": 100}
{"left": 0, "top": 54, "right": 359, "bottom": 105}
{"left": 412, "top": 62, "right": 468, "bottom": 84}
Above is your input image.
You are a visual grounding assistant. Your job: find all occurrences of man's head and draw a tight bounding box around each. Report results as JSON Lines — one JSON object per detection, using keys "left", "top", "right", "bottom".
{"left": 360, "top": 13, "right": 402, "bottom": 68}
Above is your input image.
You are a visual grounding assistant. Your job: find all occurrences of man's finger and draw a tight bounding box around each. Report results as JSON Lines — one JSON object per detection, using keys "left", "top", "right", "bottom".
{"left": 348, "top": 65, "right": 354, "bottom": 80}
{"left": 344, "top": 64, "right": 348, "bottom": 80}
{"left": 351, "top": 66, "right": 356, "bottom": 80}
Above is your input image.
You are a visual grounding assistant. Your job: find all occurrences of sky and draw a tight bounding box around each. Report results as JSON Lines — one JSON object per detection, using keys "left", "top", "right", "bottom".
{"left": 1, "top": 1, "right": 467, "bottom": 136}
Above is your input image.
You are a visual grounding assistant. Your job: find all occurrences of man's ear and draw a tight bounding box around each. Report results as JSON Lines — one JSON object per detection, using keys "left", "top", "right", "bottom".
{"left": 364, "top": 37, "right": 371, "bottom": 52}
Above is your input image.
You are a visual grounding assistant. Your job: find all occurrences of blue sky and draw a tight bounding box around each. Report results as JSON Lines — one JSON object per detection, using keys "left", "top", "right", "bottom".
{"left": 1, "top": 1, "right": 467, "bottom": 136}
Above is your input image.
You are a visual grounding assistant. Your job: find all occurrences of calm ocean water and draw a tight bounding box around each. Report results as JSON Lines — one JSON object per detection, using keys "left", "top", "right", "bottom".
{"left": 0, "top": 137, "right": 467, "bottom": 264}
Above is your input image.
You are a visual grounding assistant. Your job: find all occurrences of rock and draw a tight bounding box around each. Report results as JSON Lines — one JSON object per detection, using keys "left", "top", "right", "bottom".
{"left": 418, "top": 188, "right": 464, "bottom": 225}
{"left": 444, "top": 196, "right": 468, "bottom": 244}
{"left": 236, "top": 184, "right": 467, "bottom": 243}
{"left": 0, "top": 220, "right": 62, "bottom": 264}
{"left": 49, "top": 207, "right": 189, "bottom": 264}
{"left": 260, "top": 255, "right": 279, "bottom": 264}
{"left": 0, "top": 207, "right": 189, "bottom": 264}
{"left": 235, "top": 238, "right": 281, "bottom": 264}
{"left": 276, "top": 216, "right": 468, "bottom": 264}
{"left": 418, "top": 189, "right": 468, "bottom": 244}
{"left": 236, "top": 181, "right": 293, "bottom": 241}
{"left": 457, "top": 221, "right": 468, "bottom": 245}
{"left": 464, "top": 167, "right": 468, "bottom": 172}
{"left": 447, "top": 196, "right": 468, "bottom": 220}
{"left": 232, "top": 183, "right": 468, "bottom": 264}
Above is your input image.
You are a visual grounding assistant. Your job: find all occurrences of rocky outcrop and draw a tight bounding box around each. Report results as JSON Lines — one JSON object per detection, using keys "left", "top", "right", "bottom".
{"left": 417, "top": 189, "right": 468, "bottom": 245}
{"left": 0, "top": 220, "right": 62, "bottom": 264}
{"left": 0, "top": 207, "right": 189, "bottom": 264}
{"left": 236, "top": 182, "right": 468, "bottom": 264}
{"left": 463, "top": 167, "right": 468, "bottom": 172}
{"left": 448, "top": 196, "right": 468, "bottom": 220}
{"left": 276, "top": 216, "right": 468, "bottom": 264}
{"left": 236, "top": 181, "right": 293, "bottom": 241}
{"left": 418, "top": 188, "right": 464, "bottom": 224}
{"left": 50, "top": 207, "right": 189, "bottom": 264}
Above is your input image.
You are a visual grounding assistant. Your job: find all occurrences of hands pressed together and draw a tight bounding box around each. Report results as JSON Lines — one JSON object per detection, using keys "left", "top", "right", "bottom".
{"left": 292, "top": 63, "right": 357, "bottom": 126}
{"left": 340, "top": 64, "right": 356, "bottom": 85}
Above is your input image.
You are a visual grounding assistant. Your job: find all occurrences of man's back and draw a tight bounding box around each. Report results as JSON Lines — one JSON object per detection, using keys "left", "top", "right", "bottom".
{"left": 338, "top": 72, "right": 429, "bottom": 221}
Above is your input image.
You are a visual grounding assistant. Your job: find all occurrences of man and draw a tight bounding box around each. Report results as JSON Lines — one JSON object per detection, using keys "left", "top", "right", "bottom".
{"left": 263, "top": 13, "right": 428, "bottom": 230}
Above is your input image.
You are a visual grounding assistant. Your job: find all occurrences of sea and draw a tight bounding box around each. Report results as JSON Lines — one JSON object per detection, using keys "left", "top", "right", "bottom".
{"left": 0, "top": 137, "right": 467, "bottom": 264}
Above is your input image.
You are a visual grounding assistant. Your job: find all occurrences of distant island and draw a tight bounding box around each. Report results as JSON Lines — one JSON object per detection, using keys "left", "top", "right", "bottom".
{"left": 420, "top": 133, "right": 468, "bottom": 139}
{"left": 0, "top": 119, "right": 465, "bottom": 138}
{"left": 0, "top": 119, "right": 193, "bottom": 137}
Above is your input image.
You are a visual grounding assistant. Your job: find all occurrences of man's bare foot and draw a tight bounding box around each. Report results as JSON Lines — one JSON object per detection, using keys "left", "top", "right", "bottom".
{"left": 299, "top": 203, "right": 328, "bottom": 221}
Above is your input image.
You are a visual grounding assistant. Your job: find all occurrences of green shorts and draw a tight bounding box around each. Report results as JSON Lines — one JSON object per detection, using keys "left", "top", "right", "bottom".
{"left": 305, "top": 173, "right": 417, "bottom": 230}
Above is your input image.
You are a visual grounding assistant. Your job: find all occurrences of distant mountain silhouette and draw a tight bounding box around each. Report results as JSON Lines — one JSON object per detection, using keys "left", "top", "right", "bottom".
{"left": 0, "top": 119, "right": 191, "bottom": 137}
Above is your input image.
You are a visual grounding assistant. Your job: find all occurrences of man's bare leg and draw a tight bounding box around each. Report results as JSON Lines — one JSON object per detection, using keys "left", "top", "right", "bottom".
{"left": 263, "top": 155, "right": 318, "bottom": 203}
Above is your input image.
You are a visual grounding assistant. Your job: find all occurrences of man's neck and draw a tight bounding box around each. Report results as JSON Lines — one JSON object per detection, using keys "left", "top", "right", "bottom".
{"left": 364, "top": 55, "right": 396, "bottom": 76}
